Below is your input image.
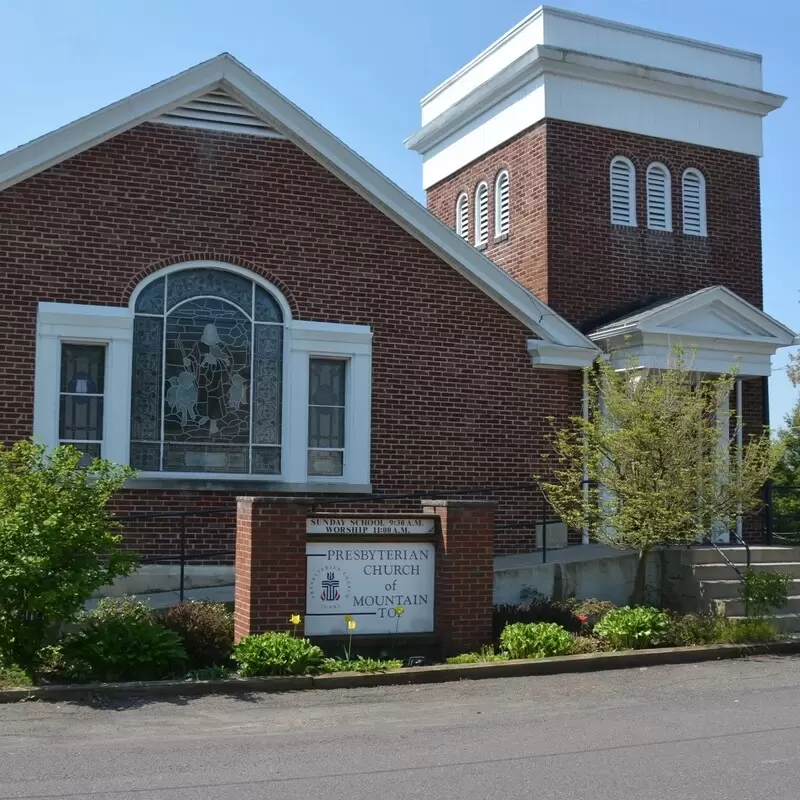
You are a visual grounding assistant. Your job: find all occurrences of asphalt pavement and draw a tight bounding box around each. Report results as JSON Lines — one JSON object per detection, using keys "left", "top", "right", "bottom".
{"left": 2, "top": 656, "right": 800, "bottom": 799}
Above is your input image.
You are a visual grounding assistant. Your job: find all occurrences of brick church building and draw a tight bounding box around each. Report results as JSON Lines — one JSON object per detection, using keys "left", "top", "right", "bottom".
{"left": 0, "top": 7, "right": 795, "bottom": 558}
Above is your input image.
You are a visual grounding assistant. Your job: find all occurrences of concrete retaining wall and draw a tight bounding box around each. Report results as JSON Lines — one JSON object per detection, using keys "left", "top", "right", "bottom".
{"left": 493, "top": 544, "right": 661, "bottom": 606}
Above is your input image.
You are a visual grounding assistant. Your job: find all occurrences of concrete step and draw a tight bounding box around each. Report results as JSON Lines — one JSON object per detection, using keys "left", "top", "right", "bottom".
{"left": 727, "top": 613, "right": 800, "bottom": 634}
{"left": 716, "top": 596, "right": 800, "bottom": 617}
{"left": 693, "top": 562, "right": 800, "bottom": 581}
{"left": 684, "top": 546, "right": 800, "bottom": 565}
{"left": 699, "top": 578, "right": 800, "bottom": 600}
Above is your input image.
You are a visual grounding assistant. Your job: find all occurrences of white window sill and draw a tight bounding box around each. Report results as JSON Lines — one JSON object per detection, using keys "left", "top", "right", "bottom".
{"left": 126, "top": 474, "right": 372, "bottom": 493}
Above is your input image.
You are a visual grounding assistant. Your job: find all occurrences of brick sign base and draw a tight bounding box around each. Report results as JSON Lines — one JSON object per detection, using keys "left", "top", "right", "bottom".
{"left": 234, "top": 498, "right": 495, "bottom": 656}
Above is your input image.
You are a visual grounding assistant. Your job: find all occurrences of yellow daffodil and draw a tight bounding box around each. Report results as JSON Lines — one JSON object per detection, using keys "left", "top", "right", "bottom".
{"left": 395, "top": 606, "right": 405, "bottom": 616}
{"left": 290, "top": 614, "right": 301, "bottom": 626}
{"left": 347, "top": 619, "right": 357, "bottom": 631}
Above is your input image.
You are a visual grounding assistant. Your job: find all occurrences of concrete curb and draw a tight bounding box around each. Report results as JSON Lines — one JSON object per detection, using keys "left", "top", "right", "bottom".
{"left": 3, "top": 641, "right": 799, "bottom": 703}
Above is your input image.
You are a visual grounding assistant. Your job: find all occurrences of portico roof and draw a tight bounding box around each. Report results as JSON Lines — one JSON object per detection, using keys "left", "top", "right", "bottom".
{"left": 589, "top": 285, "right": 798, "bottom": 376}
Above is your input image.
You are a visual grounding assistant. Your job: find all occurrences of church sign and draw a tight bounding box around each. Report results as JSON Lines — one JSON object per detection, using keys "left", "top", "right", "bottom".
{"left": 304, "top": 517, "right": 436, "bottom": 636}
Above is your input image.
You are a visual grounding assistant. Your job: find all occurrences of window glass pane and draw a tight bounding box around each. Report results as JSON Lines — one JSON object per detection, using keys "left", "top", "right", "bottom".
{"left": 130, "top": 442, "right": 160, "bottom": 471}
{"left": 252, "top": 446, "right": 281, "bottom": 475}
{"left": 70, "top": 442, "right": 101, "bottom": 467}
{"left": 134, "top": 277, "right": 165, "bottom": 314}
{"left": 163, "top": 443, "right": 249, "bottom": 473}
{"left": 131, "top": 316, "right": 163, "bottom": 445}
{"left": 254, "top": 286, "right": 283, "bottom": 323}
{"left": 166, "top": 268, "right": 252, "bottom": 314}
{"left": 61, "top": 344, "right": 105, "bottom": 394}
{"left": 309, "top": 359, "right": 345, "bottom": 407}
{"left": 309, "top": 406, "right": 345, "bottom": 449}
{"left": 59, "top": 396, "right": 104, "bottom": 441}
{"left": 163, "top": 298, "right": 251, "bottom": 448}
{"left": 308, "top": 449, "right": 343, "bottom": 477}
{"left": 252, "top": 325, "right": 282, "bottom": 445}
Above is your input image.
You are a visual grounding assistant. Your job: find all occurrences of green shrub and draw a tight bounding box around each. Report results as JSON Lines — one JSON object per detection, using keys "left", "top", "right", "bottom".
{"left": 594, "top": 606, "right": 669, "bottom": 650}
{"left": 493, "top": 598, "right": 581, "bottom": 642}
{"left": 0, "top": 441, "right": 136, "bottom": 670}
{"left": 739, "top": 569, "right": 792, "bottom": 618}
{"left": 446, "top": 646, "right": 509, "bottom": 664}
{"left": 567, "top": 598, "right": 616, "bottom": 631}
{"left": 664, "top": 612, "right": 723, "bottom": 646}
{"left": 719, "top": 618, "right": 781, "bottom": 644}
{"left": 232, "top": 632, "right": 323, "bottom": 677}
{"left": 569, "top": 635, "right": 607, "bottom": 655}
{"left": 321, "top": 657, "right": 403, "bottom": 673}
{"left": 89, "top": 596, "right": 153, "bottom": 624}
{"left": 500, "top": 622, "right": 574, "bottom": 659}
{"left": 160, "top": 601, "right": 234, "bottom": 669}
{"left": 0, "top": 663, "right": 32, "bottom": 689}
{"left": 60, "top": 615, "right": 187, "bottom": 682}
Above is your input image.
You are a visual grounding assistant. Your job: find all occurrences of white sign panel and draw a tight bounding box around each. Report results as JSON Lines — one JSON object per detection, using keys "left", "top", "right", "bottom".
{"left": 306, "top": 517, "right": 436, "bottom": 535}
{"left": 305, "top": 541, "right": 435, "bottom": 636}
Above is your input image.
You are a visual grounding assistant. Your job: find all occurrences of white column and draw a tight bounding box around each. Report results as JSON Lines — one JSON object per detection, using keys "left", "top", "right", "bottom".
{"left": 713, "top": 389, "right": 731, "bottom": 544}
{"left": 736, "top": 378, "right": 744, "bottom": 541}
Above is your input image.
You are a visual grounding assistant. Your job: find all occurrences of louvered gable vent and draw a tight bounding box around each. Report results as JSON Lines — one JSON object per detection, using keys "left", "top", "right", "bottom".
{"left": 610, "top": 156, "right": 636, "bottom": 227}
{"left": 682, "top": 168, "right": 707, "bottom": 237}
{"left": 646, "top": 163, "right": 671, "bottom": 231}
{"left": 154, "top": 88, "right": 283, "bottom": 138}
{"left": 456, "top": 193, "right": 469, "bottom": 239}
{"left": 495, "top": 170, "right": 509, "bottom": 237}
{"left": 475, "top": 182, "right": 489, "bottom": 246}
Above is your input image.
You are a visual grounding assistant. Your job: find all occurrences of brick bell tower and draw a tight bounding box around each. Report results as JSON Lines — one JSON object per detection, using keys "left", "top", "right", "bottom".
{"left": 408, "top": 7, "right": 792, "bottom": 543}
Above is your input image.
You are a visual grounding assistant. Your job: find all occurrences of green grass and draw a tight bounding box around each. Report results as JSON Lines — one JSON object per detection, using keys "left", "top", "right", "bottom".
{"left": 320, "top": 657, "right": 403, "bottom": 674}
{"left": 446, "top": 646, "right": 509, "bottom": 664}
{"left": 0, "top": 664, "right": 33, "bottom": 690}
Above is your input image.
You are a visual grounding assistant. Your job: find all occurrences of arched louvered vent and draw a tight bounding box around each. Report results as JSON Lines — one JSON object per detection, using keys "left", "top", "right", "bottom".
{"left": 456, "top": 193, "right": 469, "bottom": 239}
{"left": 495, "top": 170, "right": 510, "bottom": 237}
{"left": 475, "top": 182, "right": 489, "bottom": 246}
{"left": 610, "top": 156, "right": 636, "bottom": 227}
{"left": 646, "top": 163, "right": 672, "bottom": 231}
{"left": 154, "top": 89, "right": 284, "bottom": 138}
{"left": 682, "top": 168, "right": 707, "bottom": 237}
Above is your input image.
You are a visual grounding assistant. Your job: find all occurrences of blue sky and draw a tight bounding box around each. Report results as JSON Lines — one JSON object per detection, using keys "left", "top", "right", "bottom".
{"left": 2, "top": 0, "right": 797, "bottom": 425}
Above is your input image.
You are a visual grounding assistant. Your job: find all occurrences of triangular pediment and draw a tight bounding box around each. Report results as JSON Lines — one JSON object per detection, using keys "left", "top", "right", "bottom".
{"left": 590, "top": 286, "right": 796, "bottom": 346}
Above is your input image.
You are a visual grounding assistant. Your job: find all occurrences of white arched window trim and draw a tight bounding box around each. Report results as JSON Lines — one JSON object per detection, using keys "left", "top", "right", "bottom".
{"left": 610, "top": 156, "right": 636, "bottom": 227}
{"left": 682, "top": 168, "right": 708, "bottom": 237}
{"left": 645, "top": 162, "right": 672, "bottom": 231}
{"left": 494, "top": 169, "right": 510, "bottom": 238}
{"left": 33, "top": 261, "right": 373, "bottom": 490}
{"left": 455, "top": 192, "right": 469, "bottom": 239}
{"left": 475, "top": 181, "right": 489, "bottom": 246}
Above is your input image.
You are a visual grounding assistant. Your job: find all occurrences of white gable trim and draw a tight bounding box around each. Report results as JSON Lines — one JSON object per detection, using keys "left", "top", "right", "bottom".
{"left": 0, "top": 54, "right": 597, "bottom": 363}
{"left": 589, "top": 286, "right": 798, "bottom": 377}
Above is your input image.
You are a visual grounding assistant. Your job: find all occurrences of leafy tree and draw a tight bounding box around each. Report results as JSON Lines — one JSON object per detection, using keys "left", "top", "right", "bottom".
{"left": 773, "top": 398, "right": 800, "bottom": 535}
{"left": 0, "top": 441, "right": 136, "bottom": 669}
{"left": 540, "top": 353, "right": 782, "bottom": 604}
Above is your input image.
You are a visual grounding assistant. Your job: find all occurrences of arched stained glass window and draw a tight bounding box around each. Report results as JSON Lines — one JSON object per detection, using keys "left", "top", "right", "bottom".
{"left": 131, "top": 268, "right": 284, "bottom": 474}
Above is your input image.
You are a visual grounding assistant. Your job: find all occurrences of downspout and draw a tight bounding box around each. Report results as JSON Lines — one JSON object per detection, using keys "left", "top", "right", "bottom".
{"left": 582, "top": 368, "right": 590, "bottom": 545}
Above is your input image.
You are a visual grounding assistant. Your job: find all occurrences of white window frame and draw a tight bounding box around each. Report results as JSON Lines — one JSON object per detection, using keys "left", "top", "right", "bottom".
{"left": 494, "top": 169, "right": 510, "bottom": 238}
{"left": 645, "top": 162, "right": 672, "bottom": 231}
{"left": 455, "top": 192, "right": 469, "bottom": 239}
{"left": 34, "top": 261, "right": 373, "bottom": 490}
{"left": 682, "top": 168, "right": 708, "bottom": 237}
{"left": 474, "top": 181, "right": 489, "bottom": 246}
{"left": 610, "top": 156, "right": 637, "bottom": 227}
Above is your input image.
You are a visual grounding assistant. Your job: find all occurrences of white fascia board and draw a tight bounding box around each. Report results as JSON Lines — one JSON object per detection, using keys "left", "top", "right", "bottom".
{"left": 1, "top": 54, "right": 593, "bottom": 354}
{"left": 527, "top": 339, "right": 598, "bottom": 369}
{"left": 408, "top": 45, "right": 784, "bottom": 157}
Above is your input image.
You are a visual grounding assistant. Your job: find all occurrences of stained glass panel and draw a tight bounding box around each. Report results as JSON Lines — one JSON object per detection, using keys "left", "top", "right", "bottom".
{"left": 61, "top": 344, "right": 105, "bottom": 393}
{"left": 131, "top": 316, "right": 163, "bottom": 445}
{"left": 163, "top": 443, "right": 249, "bottom": 474}
{"left": 309, "top": 359, "right": 346, "bottom": 406}
{"left": 307, "top": 450, "right": 344, "bottom": 477}
{"left": 134, "top": 277, "right": 165, "bottom": 314}
{"left": 60, "top": 396, "right": 104, "bottom": 441}
{"left": 164, "top": 299, "right": 251, "bottom": 447}
{"left": 130, "top": 442, "right": 160, "bottom": 472}
{"left": 253, "top": 325, "right": 282, "bottom": 445}
{"left": 254, "top": 285, "right": 283, "bottom": 323}
{"left": 166, "top": 269, "right": 252, "bottom": 314}
{"left": 252, "top": 446, "right": 281, "bottom": 475}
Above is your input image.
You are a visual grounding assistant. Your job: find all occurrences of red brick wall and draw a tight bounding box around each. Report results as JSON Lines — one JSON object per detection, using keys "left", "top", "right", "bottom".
{"left": 0, "top": 121, "right": 575, "bottom": 557}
